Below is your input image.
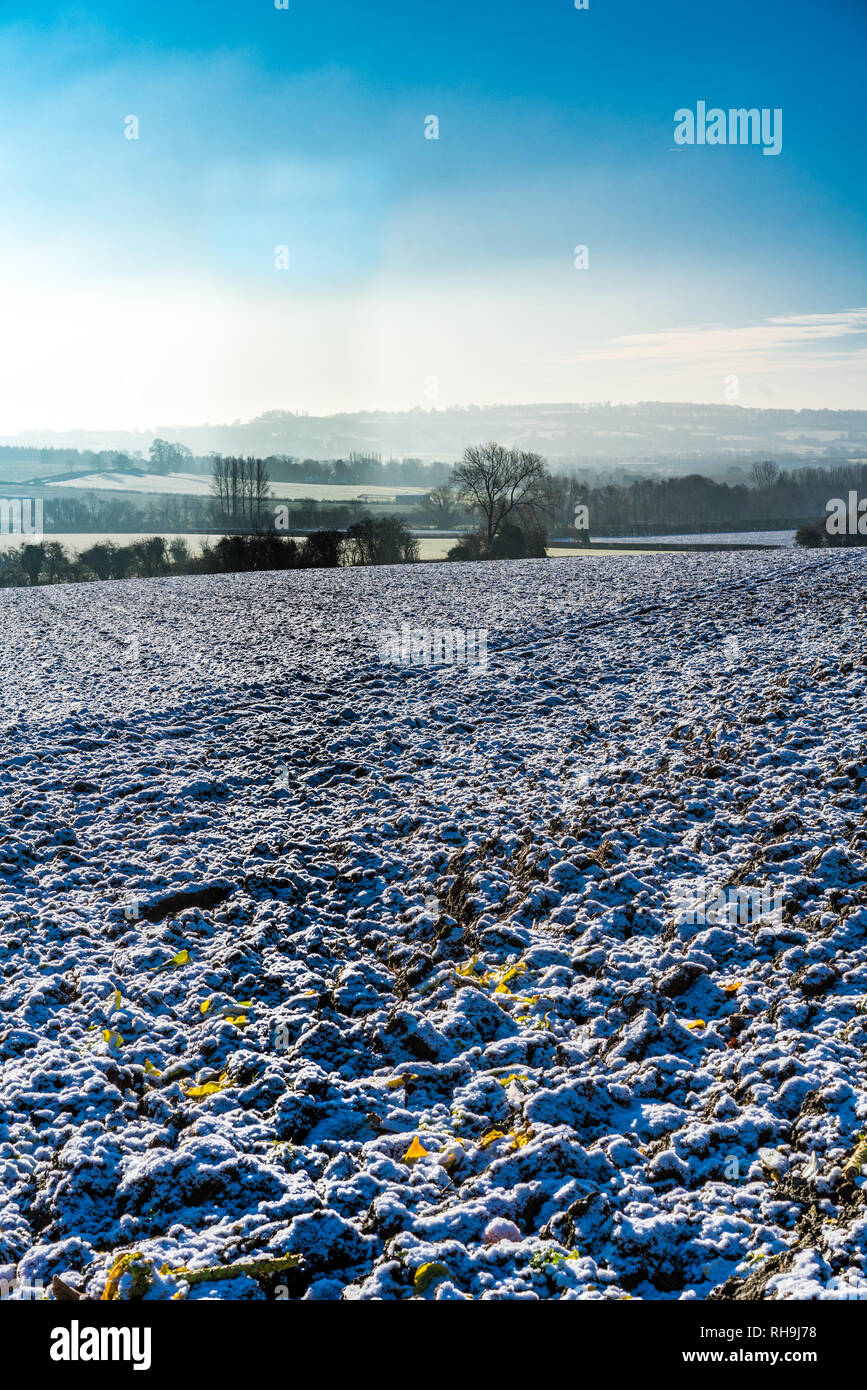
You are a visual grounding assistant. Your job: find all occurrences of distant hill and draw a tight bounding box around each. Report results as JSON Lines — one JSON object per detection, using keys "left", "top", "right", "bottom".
{"left": 2, "top": 401, "right": 867, "bottom": 468}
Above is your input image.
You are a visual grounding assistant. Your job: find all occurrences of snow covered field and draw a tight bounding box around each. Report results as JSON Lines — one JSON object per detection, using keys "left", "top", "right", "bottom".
{"left": 44, "top": 471, "right": 428, "bottom": 502}
{"left": 2, "top": 549, "right": 867, "bottom": 1302}
{"left": 596, "top": 531, "right": 796, "bottom": 548}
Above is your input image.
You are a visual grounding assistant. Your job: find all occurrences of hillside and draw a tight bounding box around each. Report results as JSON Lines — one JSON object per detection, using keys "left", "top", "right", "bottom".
{"left": 4, "top": 401, "right": 867, "bottom": 469}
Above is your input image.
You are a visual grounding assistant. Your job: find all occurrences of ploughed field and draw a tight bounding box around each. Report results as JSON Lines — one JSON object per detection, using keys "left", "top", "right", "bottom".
{"left": 1, "top": 550, "right": 867, "bottom": 1301}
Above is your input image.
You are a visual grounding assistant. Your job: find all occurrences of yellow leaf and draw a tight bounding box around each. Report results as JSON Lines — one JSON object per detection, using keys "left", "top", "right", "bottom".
{"left": 685, "top": 1019, "right": 706, "bottom": 1030}
{"left": 485, "top": 962, "right": 529, "bottom": 992}
{"left": 722, "top": 981, "right": 742, "bottom": 994}
{"left": 185, "top": 1071, "right": 231, "bottom": 1099}
{"left": 224, "top": 1015, "right": 247, "bottom": 1027}
{"left": 111, "top": 989, "right": 122, "bottom": 1011}
{"left": 387, "top": 1073, "right": 418, "bottom": 1090}
{"left": 478, "top": 1124, "right": 532, "bottom": 1151}
{"left": 413, "top": 1261, "right": 451, "bottom": 1295}
{"left": 102, "top": 1029, "right": 124, "bottom": 1048}
{"left": 479, "top": 1129, "right": 506, "bottom": 1149}
{"left": 843, "top": 1135, "right": 867, "bottom": 1181}
{"left": 144, "top": 1059, "right": 161, "bottom": 1077}
{"left": 403, "top": 1136, "right": 429, "bottom": 1162}
{"left": 200, "top": 999, "right": 212, "bottom": 1015}
{"left": 503, "top": 963, "right": 528, "bottom": 984}
{"left": 152, "top": 948, "right": 192, "bottom": 973}
{"left": 101, "top": 1251, "right": 148, "bottom": 1302}
{"left": 456, "top": 956, "right": 479, "bottom": 978}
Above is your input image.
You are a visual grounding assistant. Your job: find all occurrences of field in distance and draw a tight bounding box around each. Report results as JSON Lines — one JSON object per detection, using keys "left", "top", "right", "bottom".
{"left": 42, "top": 472, "right": 429, "bottom": 502}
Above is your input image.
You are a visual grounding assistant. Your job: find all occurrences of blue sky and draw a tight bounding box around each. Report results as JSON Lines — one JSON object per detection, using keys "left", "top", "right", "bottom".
{"left": 0, "top": 0, "right": 864, "bottom": 430}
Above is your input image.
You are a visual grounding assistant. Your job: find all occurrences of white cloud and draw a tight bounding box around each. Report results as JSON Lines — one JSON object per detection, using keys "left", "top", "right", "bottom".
{"left": 568, "top": 309, "right": 867, "bottom": 367}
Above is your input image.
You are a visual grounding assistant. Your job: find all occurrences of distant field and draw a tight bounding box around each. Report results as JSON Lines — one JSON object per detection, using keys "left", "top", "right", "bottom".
{"left": 0, "top": 461, "right": 86, "bottom": 483}
{"left": 0, "top": 532, "right": 220, "bottom": 554}
{"left": 598, "top": 529, "right": 796, "bottom": 548}
{"left": 42, "top": 471, "right": 428, "bottom": 502}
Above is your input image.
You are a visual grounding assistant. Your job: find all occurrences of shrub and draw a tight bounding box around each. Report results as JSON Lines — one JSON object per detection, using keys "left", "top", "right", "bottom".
{"left": 299, "top": 530, "right": 344, "bottom": 568}
{"left": 446, "top": 533, "right": 486, "bottom": 562}
{"left": 345, "top": 516, "right": 418, "bottom": 565}
{"left": 205, "top": 533, "right": 298, "bottom": 573}
{"left": 489, "top": 522, "right": 548, "bottom": 559}
{"left": 794, "top": 523, "right": 825, "bottom": 549}
{"left": 448, "top": 523, "right": 548, "bottom": 561}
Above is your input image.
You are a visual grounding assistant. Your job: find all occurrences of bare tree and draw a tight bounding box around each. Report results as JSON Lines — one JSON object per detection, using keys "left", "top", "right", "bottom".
{"left": 249, "top": 456, "right": 272, "bottom": 528}
{"left": 211, "top": 454, "right": 273, "bottom": 530}
{"left": 421, "top": 485, "right": 462, "bottom": 528}
{"left": 228, "top": 457, "right": 243, "bottom": 526}
{"left": 210, "top": 455, "right": 229, "bottom": 519}
{"left": 750, "top": 459, "right": 780, "bottom": 490}
{"left": 535, "top": 473, "right": 587, "bottom": 534}
{"left": 452, "top": 442, "right": 548, "bottom": 548}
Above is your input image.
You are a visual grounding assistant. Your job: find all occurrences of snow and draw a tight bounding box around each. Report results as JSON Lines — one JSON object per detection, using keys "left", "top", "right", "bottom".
{"left": 1, "top": 548, "right": 867, "bottom": 1301}
{"left": 45, "top": 472, "right": 428, "bottom": 501}
{"left": 597, "top": 531, "right": 796, "bottom": 548}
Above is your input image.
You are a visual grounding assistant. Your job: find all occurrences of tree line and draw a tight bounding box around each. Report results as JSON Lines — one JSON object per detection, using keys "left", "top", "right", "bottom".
{"left": 0, "top": 517, "right": 419, "bottom": 588}
{"left": 210, "top": 456, "right": 272, "bottom": 528}
{"left": 436, "top": 454, "right": 867, "bottom": 545}
{"left": 563, "top": 460, "right": 867, "bottom": 535}
{"left": 9, "top": 439, "right": 865, "bottom": 539}
{"left": 45, "top": 491, "right": 383, "bottom": 536}
{"left": 4, "top": 440, "right": 861, "bottom": 588}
